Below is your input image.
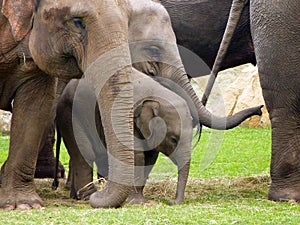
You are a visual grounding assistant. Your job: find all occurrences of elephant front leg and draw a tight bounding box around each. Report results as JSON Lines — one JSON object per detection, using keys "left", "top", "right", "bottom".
{"left": 127, "top": 150, "right": 159, "bottom": 204}
{"left": 268, "top": 107, "right": 300, "bottom": 202}
{"left": 126, "top": 186, "right": 146, "bottom": 204}
{"left": 169, "top": 161, "right": 190, "bottom": 205}
{"left": 0, "top": 75, "right": 56, "bottom": 210}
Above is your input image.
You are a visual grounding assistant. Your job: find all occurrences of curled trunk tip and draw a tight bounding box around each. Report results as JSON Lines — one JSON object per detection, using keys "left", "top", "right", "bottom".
{"left": 89, "top": 181, "right": 131, "bottom": 208}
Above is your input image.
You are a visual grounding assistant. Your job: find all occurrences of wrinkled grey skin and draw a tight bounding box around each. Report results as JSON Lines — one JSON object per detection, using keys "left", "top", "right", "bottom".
{"left": 159, "top": 0, "right": 255, "bottom": 74}
{"left": 250, "top": 0, "right": 300, "bottom": 202}
{"left": 57, "top": 69, "right": 193, "bottom": 205}
{"left": 0, "top": 0, "right": 134, "bottom": 210}
{"left": 202, "top": 0, "right": 300, "bottom": 202}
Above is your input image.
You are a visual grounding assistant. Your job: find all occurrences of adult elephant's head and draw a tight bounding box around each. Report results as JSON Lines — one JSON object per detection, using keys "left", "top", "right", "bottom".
{"left": 28, "top": 0, "right": 134, "bottom": 208}
{"left": 129, "top": 0, "right": 262, "bottom": 129}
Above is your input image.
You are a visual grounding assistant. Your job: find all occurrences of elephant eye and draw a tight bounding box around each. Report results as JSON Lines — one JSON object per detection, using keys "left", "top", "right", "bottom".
{"left": 170, "top": 135, "right": 178, "bottom": 146}
{"left": 146, "top": 46, "right": 161, "bottom": 60}
{"left": 73, "top": 18, "right": 85, "bottom": 30}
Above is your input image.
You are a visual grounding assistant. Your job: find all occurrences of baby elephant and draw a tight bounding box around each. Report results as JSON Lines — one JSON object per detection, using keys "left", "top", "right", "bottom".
{"left": 55, "top": 68, "right": 194, "bottom": 205}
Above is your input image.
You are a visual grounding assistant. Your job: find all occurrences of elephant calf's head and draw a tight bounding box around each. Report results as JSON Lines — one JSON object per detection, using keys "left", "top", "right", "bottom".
{"left": 134, "top": 96, "right": 193, "bottom": 167}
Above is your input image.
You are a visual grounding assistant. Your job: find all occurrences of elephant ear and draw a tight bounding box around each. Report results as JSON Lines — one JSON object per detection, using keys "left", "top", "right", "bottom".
{"left": 1, "top": 0, "right": 37, "bottom": 41}
{"left": 134, "top": 100, "right": 160, "bottom": 133}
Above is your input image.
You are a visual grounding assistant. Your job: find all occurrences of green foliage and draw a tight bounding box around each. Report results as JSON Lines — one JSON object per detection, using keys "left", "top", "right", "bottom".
{"left": 1, "top": 128, "right": 300, "bottom": 224}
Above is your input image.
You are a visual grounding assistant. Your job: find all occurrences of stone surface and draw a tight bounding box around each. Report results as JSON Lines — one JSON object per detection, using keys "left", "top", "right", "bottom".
{"left": 0, "top": 110, "right": 11, "bottom": 135}
{"left": 192, "top": 64, "right": 270, "bottom": 128}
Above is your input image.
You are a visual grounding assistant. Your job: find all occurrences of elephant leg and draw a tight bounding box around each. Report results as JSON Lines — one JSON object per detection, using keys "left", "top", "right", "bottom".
{"left": 251, "top": 0, "right": 300, "bottom": 201}
{"left": 0, "top": 74, "right": 56, "bottom": 210}
{"left": 169, "top": 161, "right": 190, "bottom": 205}
{"left": 127, "top": 150, "right": 159, "bottom": 204}
{"left": 35, "top": 124, "right": 65, "bottom": 179}
{"left": 127, "top": 149, "right": 147, "bottom": 204}
{"left": 58, "top": 121, "right": 96, "bottom": 200}
{"left": 35, "top": 79, "right": 69, "bottom": 179}
{"left": 69, "top": 156, "right": 95, "bottom": 200}
{"left": 266, "top": 97, "right": 300, "bottom": 201}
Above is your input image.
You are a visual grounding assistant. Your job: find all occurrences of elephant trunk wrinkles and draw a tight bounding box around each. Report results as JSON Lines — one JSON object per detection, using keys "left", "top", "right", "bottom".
{"left": 89, "top": 66, "right": 134, "bottom": 208}
{"left": 166, "top": 65, "right": 262, "bottom": 130}
{"left": 90, "top": 181, "right": 131, "bottom": 208}
{"left": 80, "top": 4, "right": 134, "bottom": 206}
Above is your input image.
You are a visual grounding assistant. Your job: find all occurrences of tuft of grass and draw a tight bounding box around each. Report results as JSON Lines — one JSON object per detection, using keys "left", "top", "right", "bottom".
{"left": 1, "top": 127, "right": 300, "bottom": 225}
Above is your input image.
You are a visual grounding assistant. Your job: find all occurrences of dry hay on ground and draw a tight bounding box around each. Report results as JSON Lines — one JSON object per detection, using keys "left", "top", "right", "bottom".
{"left": 33, "top": 175, "right": 271, "bottom": 206}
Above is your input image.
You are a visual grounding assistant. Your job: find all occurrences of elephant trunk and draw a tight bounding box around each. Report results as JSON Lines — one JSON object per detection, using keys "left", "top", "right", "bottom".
{"left": 163, "top": 65, "right": 263, "bottom": 129}
{"left": 88, "top": 66, "right": 134, "bottom": 208}
{"left": 90, "top": 181, "right": 131, "bottom": 208}
{"left": 82, "top": 2, "right": 134, "bottom": 206}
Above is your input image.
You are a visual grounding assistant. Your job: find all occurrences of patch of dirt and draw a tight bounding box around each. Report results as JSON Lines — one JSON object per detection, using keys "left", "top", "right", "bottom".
{"left": 30, "top": 175, "right": 271, "bottom": 207}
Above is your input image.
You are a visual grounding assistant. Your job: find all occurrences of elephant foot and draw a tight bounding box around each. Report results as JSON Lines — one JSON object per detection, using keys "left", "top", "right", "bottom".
{"left": 168, "top": 198, "right": 184, "bottom": 205}
{"left": 126, "top": 187, "right": 147, "bottom": 204}
{"left": 268, "top": 186, "right": 300, "bottom": 202}
{"left": 35, "top": 158, "right": 65, "bottom": 179}
{"left": 0, "top": 189, "right": 43, "bottom": 210}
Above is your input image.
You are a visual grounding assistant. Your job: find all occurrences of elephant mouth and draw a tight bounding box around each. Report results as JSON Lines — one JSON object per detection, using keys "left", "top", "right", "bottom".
{"left": 60, "top": 55, "right": 83, "bottom": 79}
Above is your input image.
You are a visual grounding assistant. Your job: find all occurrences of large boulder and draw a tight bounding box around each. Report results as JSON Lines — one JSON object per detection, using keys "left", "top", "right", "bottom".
{"left": 192, "top": 64, "right": 270, "bottom": 128}
{"left": 0, "top": 110, "right": 11, "bottom": 135}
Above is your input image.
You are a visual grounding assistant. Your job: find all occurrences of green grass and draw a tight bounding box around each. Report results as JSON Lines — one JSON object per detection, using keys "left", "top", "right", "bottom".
{"left": 1, "top": 127, "right": 300, "bottom": 224}
{"left": 151, "top": 127, "right": 271, "bottom": 179}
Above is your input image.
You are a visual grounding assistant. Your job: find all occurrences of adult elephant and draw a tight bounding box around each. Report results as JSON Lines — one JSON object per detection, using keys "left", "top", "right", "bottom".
{"left": 250, "top": 1, "right": 300, "bottom": 201}
{"left": 0, "top": 0, "right": 134, "bottom": 210}
{"left": 199, "top": 0, "right": 300, "bottom": 201}
{"left": 160, "top": 0, "right": 255, "bottom": 74}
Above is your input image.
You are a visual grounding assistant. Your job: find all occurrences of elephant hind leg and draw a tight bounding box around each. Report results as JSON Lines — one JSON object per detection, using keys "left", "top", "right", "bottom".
{"left": 126, "top": 186, "right": 147, "bottom": 204}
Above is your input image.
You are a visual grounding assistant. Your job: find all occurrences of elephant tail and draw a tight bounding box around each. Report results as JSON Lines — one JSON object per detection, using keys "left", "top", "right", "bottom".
{"left": 201, "top": 0, "right": 249, "bottom": 105}
{"left": 52, "top": 124, "right": 62, "bottom": 190}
